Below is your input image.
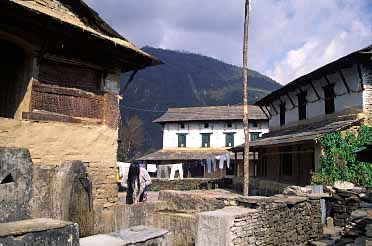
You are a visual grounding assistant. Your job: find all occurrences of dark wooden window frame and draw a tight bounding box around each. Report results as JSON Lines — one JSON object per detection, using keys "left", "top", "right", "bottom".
{"left": 201, "top": 133, "right": 212, "bottom": 148}
{"left": 177, "top": 133, "right": 187, "bottom": 148}
{"left": 224, "top": 132, "right": 236, "bottom": 147}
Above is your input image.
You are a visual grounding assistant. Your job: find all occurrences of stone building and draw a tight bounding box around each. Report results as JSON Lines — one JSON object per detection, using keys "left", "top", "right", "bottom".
{"left": 138, "top": 105, "right": 268, "bottom": 178}
{"left": 232, "top": 43, "right": 372, "bottom": 188}
{"left": 0, "top": 0, "right": 159, "bottom": 215}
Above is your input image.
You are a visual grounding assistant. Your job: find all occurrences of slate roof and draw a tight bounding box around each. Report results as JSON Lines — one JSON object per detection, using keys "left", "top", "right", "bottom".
{"left": 255, "top": 43, "right": 372, "bottom": 106}
{"left": 153, "top": 105, "right": 267, "bottom": 123}
{"left": 137, "top": 148, "right": 230, "bottom": 161}
{"left": 8, "top": 0, "right": 160, "bottom": 67}
{"left": 230, "top": 119, "right": 362, "bottom": 151}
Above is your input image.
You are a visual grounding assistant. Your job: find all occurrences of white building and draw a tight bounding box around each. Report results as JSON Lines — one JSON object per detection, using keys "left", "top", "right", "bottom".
{"left": 156, "top": 106, "right": 269, "bottom": 149}
{"left": 235, "top": 43, "right": 372, "bottom": 187}
{"left": 138, "top": 105, "right": 269, "bottom": 178}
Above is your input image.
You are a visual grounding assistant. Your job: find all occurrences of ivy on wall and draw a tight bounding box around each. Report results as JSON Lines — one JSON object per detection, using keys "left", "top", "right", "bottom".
{"left": 311, "top": 125, "right": 372, "bottom": 186}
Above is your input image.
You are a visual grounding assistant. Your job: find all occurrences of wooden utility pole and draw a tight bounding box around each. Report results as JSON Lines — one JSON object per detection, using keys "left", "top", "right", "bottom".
{"left": 243, "top": 0, "right": 251, "bottom": 196}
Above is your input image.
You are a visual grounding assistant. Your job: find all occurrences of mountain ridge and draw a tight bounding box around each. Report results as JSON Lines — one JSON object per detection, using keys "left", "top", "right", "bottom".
{"left": 120, "top": 47, "right": 281, "bottom": 156}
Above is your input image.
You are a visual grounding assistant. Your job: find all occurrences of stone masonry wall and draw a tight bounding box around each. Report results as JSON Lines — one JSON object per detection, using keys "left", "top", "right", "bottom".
{"left": 363, "top": 63, "right": 372, "bottom": 125}
{"left": 195, "top": 195, "right": 323, "bottom": 246}
{"left": 0, "top": 118, "right": 119, "bottom": 209}
{"left": 229, "top": 199, "right": 322, "bottom": 246}
{"left": 149, "top": 178, "right": 232, "bottom": 191}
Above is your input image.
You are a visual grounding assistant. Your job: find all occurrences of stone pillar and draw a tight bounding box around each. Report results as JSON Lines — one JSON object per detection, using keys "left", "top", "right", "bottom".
{"left": 0, "top": 148, "right": 32, "bottom": 222}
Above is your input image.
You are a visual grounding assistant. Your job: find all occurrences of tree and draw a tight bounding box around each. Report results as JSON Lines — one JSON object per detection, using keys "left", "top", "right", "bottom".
{"left": 243, "top": 0, "right": 251, "bottom": 196}
{"left": 118, "top": 115, "right": 145, "bottom": 161}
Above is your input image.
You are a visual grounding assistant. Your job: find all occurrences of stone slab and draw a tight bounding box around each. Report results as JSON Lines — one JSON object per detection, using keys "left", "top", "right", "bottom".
{"left": 81, "top": 226, "right": 172, "bottom": 246}
{"left": 0, "top": 218, "right": 73, "bottom": 237}
{"left": 0, "top": 218, "right": 79, "bottom": 246}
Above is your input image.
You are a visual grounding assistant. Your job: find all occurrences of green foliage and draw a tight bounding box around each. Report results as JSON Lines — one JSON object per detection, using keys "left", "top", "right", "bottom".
{"left": 311, "top": 125, "right": 372, "bottom": 186}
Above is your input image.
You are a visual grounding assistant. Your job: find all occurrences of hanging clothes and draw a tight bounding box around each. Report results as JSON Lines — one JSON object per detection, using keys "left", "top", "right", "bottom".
{"left": 219, "top": 155, "right": 225, "bottom": 170}
{"left": 206, "top": 159, "right": 212, "bottom": 173}
{"left": 226, "top": 154, "right": 231, "bottom": 169}
{"left": 212, "top": 158, "right": 217, "bottom": 172}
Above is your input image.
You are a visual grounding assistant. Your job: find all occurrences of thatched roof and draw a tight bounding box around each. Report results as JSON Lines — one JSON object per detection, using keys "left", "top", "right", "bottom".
{"left": 9, "top": 0, "right": 160, "bottom": 67}
{"left": 230, "top": 118, "right": 362, "bottom": 151}
{"left": 153, "top": 105, "right": 267, "bottom": 123}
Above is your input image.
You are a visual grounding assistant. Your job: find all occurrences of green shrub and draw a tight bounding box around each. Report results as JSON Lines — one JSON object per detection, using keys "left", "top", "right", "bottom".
{"left": 311, "top": 125, "right": 372, "bottom": 186}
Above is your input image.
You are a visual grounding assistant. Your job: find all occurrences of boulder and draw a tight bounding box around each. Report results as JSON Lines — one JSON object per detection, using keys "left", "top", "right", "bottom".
{"left": 334, "top": 181, "right": 355, "bottom": 191}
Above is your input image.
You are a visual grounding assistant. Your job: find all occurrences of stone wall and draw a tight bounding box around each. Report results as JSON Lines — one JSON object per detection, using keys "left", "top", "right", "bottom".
{"left": 93, "top": 201, "right": 168, "bottom": 235}
{"left": 363, "top": 63, "right": 372, "bottom": 125}
{"left": 149, "top": 178, "right": 232, "bottom": 191}
{"left": 30, "top": 165, "right": 55, "bottom": 218}
{"left": 196, "top": 197, "right": 323, "bottom": 246}
{"left": 0, "top": 148, "right": 32, "bottom": 223}
{"left": 326, "top": 188, "right": 366, "bottom": 227}
{"left": 153, "top": 212, "right": 197, "bottom": 246}
{"left": 0, "top": 118, "right": 119, "bottom": 208}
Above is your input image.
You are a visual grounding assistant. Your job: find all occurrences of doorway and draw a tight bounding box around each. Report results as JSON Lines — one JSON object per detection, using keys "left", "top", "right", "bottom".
{"left": 0, "top": 39, "right": 30, "bottom": 118}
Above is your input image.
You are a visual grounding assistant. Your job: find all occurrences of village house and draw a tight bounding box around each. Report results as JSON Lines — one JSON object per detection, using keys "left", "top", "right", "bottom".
{"left": 0, "top": 0, "right": 159, "bottom": 220}
{"left": 231, "top": 43, "right": 372, "bottom": 190}
{"left": 138, "top": 105, "right": 269, "bottom": 178}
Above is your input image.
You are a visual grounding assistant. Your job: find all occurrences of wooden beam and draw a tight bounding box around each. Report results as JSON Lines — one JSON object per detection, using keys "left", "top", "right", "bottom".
{"left": 337, "top": 70, "right": 351, "bottom": 94}
{"left": 270, "top": 102, "right": 278, "bottom": 115}
{"left": 310, "top": 81, "right": 321, "bottom": 100}
{"left": 259, "top": 105, "right": 271, "bottom": 120}
{"left": 357, "top": 64, "right": 365, "bottom": 90}
{"left": 324, "top": 75, "right": 331, "bottom": 85}
{"left": 286, "top": 93, "right": 296, "bottom": 108}
{"left": 264, "top": 106, "right": 273, "bottom": 118}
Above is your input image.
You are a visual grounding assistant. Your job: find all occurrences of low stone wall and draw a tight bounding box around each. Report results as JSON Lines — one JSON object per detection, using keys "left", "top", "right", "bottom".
{"left": 149, "top": 178, "right": 232, "bottom": 191}
{"left": 93, "top": 201, "right": 168, "bottom": 235}
{"left": 231, "top": 177, "right": 291, "bottom": 196}
{"left": 0, "top": 218, "right": 79, "bottom": 246}
{"left": 326, "top": 188, "right": 368, "bottom": 227}
{"left": 196, "top": 196, "right": 323, "bottom": 246}
{"left": 153, "top": 212, "right": 197, "bottom": 246}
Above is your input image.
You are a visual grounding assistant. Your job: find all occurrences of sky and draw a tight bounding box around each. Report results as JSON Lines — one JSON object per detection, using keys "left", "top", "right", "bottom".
{"left": 85, "top": 0, "right": 372, "bottom": 85}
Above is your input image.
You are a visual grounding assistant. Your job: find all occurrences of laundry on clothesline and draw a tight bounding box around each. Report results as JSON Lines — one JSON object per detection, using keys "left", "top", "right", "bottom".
{"left": 147, "top": 164, "right": 157, "bottom": 173}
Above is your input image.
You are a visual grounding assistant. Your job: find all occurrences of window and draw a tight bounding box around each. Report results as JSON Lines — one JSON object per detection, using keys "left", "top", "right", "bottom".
{"left": 252, "top": 121, "right": 258, "bottom": 128}
{"left": 280, "top": 103, "right": 286, "bottom": 126}
{"left": 201, "top": 133, "right": 211, "bottom": 148}
{"left": 324, "top": 85, "right": 335, "bottom": 114}
{"left": 225, "top": 133, "right": 235, "bottom": 147}
{"left": 297, "top": 92, "right": 307, "bottom": 120}
{"left": 250, "top": 132, "right": 260, "bottom": 141}
{"left": 227, "top": 121, "right": 233, "bottom": 128}
{"left": 180, "top": 123, "right": 185, "bottom": 129}
{"left": 204, "top": 122, "right": 209, "bottom": 128}
{"left": 177, "top": 134, "right": 187, "bottom": 148}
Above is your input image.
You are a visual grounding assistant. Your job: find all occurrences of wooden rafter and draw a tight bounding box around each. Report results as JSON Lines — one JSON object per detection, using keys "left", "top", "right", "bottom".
{"left": 338, "top": 70, "right": 351, "bottom": 94}
{"left": 259, "top": 105, "right": 271, "bottom": 120}
{"left": 310, "top": 81, "right": 321, "bottom": 100}
{"left": 264, "top": 105, "right": 273, "bottom": 118}
{"left": 286, "top": 93, "right": 296, "bottom": 108}
{"left": 270, "top": 102, "right": 278, "bottom": 114}
{"left": 357, "top": 64, "right": 365, "bottom": 90}
{"left": 324, "top": 74, "right": 331, "bottom": 85}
